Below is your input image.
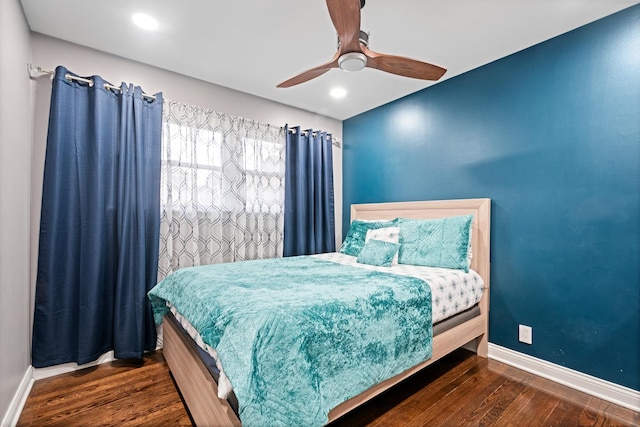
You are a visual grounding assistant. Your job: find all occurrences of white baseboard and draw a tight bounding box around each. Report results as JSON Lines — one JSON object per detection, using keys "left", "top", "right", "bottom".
{"left": 32, "top": 351, "right": 115, "bottom": 381}
{"left": 1, "top": 367, "right": 33, "bottom": 427}
{"left": 488, "top": 343, "right": 640, "bottom": 412}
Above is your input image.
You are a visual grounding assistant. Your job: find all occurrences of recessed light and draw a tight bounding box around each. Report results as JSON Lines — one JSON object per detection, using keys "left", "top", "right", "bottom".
{"left": 132, "top": 13, "right": 159, "bottom": 31}
{"left": 330, "top": 87, "right": 347, "bottom": 99}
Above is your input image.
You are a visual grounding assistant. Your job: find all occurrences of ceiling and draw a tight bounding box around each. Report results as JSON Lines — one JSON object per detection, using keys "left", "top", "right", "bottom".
{"left": 20, "top": 0, "right": 639, "bottom": 121}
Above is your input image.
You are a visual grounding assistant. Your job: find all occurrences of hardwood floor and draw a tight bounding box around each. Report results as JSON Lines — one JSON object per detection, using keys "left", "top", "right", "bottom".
{"left": 17, "top": 352, "right": 192, "bottom": 427}
{"left": 17, "top": 349, "right": 639, "bottom": 426}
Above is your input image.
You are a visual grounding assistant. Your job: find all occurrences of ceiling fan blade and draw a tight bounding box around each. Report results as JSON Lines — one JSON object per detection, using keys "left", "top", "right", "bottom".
{"left": 277, "top": 54, "right": 340, "bottom": 88}
{"left": 363, "top": 46, "right": 446, "bottom": 81}
{"left": 326, "top": 0, "right": 362, "bottom": 53}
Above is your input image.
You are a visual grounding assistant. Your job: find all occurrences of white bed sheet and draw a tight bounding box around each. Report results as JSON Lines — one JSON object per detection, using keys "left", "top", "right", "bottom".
{"left": 314, "top": 252, "right": 484, "bottom": 323}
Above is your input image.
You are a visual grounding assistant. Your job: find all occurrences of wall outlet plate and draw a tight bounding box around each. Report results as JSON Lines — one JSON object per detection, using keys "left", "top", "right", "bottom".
{"left": 519, "top": 324, "right": 533, "bottom": 344}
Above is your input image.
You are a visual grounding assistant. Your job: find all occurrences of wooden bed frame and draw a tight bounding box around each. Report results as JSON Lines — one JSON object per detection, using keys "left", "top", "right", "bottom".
{"left": 162, "top": 198, "right": 491, "bottom": 426}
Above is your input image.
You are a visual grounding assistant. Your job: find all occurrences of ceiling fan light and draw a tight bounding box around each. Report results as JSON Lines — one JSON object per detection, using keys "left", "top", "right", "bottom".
{"left": 338, "top": 52, "right": 367, "bottom": 72}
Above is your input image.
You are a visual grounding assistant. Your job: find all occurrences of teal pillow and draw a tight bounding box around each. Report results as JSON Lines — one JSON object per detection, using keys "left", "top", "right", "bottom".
{"left": 339, "top": 219, "right": 397, "bottom": 256}
{"left": 357, "top": 239, "right": 401, "bottom": 267}
{"left": 397, "top": 215, "right": 473, "bottom": 272}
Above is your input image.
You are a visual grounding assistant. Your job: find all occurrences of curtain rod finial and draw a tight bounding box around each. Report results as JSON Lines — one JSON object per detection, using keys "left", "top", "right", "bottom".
{"left": 27, "top": 63, "right": 54, "bottom": 79}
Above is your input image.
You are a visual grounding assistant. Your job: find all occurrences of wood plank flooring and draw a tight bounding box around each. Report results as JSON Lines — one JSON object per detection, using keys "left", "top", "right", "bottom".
{"left": 17, "top": 349, "right": 639, "bottom": 426}
{"left": 17, "top": 352, "right": 192, "bottom": 427}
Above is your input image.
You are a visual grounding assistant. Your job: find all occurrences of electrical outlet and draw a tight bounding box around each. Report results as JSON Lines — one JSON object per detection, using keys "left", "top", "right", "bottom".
{"left": 519, "top": 324, "right": 533, "bottom": 344}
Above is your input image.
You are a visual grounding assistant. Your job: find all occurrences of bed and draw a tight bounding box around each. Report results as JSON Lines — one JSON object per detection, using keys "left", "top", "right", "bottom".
{"left": 151, "top": 198, "right": 491, "bottom": 426}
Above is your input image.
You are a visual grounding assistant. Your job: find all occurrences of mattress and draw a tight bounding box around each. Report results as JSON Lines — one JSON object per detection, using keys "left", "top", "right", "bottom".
{"left": 160, "top": 252, "right": 484, "bottom": 402}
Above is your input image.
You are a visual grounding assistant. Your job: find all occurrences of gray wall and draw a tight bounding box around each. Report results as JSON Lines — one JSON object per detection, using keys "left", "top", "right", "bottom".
{"left": 2, "top": 24, "right": 343, "bottom": 421}
{"left": 28, "top": 33, "right": 343, "bottom": 368}
{"left": 0, "top": 0, "right": 32, "bottom": 422}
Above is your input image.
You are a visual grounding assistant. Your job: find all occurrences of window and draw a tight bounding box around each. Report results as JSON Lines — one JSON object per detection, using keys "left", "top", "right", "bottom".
{"left": 158, "top": 99, "right": 286, "bottom": 276}
{"left": 243, "top": 138, "right": 285, "bottom": 214}
{"left": 161, "top": 122, "right": 285, "bottom": 213}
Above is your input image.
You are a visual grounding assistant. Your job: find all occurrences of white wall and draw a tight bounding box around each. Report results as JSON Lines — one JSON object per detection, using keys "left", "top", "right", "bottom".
{"left": 0, "top": 0, "right": 33, "bottom": 423}
{"left": 29, "top": 33, "right": 344, "bottom": 327}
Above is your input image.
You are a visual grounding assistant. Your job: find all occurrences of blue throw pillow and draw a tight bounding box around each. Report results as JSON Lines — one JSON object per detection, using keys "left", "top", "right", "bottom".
{"left": 396, "top": 215, "right": 473, "bottom": 272}
{"left": 357, "top": 239, "right": 401, "bottom": 267}
{"left": 339, "top": 219, "right": 397, "bottom": 256}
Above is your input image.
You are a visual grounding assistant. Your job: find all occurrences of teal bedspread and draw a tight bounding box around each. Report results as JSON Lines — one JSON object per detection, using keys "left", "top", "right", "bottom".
{"left": 148, "top": 256, "right": 432, "bottom": 427}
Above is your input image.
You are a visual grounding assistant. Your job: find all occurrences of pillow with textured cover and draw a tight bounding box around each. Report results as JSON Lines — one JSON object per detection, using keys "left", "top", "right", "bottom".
{"left": 396, "top": 215, "right": 473, "bottom": 272}
{"left": 365, "top": 226, "right": 400, "bottom": 265}
{"left": 339, "top": 219, "right": 397, "bottom": 256}
{"left": 357, "top": 239, "right": 401, "bottom": 267}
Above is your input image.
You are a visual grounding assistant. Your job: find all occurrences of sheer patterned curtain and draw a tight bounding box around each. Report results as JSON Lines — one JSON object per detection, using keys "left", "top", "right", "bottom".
{"left": 158, "top": 100, "right": 285, "bottom": 280}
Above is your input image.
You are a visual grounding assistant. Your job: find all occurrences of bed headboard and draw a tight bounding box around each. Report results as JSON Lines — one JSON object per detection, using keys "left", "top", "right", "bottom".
{"left": 350, "top": 198, "right": 491, "bottom": 292}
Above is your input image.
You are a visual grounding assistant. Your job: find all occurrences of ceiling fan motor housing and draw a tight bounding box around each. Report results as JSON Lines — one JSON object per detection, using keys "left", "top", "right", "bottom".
{"left": 336, "top": 30, "right": 369, "bottom": 49}
{"left": 336, "top": 29, "right": 369, "bottom": 72}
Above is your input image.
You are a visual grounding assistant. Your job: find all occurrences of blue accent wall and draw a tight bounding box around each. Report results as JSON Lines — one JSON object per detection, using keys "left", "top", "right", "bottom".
{"left": 343, "top": 5, "right": 640, "bottom": 390}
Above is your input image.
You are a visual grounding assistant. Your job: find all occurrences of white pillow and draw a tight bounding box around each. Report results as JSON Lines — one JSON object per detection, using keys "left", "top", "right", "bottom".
{"left": 365, "top": 227, "right": 400, "bottom": 265}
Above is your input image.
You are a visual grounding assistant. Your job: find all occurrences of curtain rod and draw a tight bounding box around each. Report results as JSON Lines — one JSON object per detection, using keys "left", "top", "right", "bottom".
{"left": 27, "top": 64, "right": 157, "bottom": 101}
{"left": 286, "top": 127, "right": 341, "bottom": 148}
{"left": 28, "top": 64, "right": 337, "bottom": 146}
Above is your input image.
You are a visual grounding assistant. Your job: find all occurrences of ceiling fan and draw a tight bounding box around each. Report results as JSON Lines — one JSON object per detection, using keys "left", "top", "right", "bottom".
{"left": 277, "top": 0, "right": 446, "bottom": 88}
